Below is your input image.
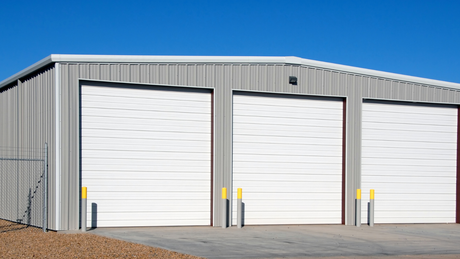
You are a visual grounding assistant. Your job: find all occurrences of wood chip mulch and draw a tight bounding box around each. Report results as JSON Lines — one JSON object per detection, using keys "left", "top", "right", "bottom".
{"left": 0, "top": 219, "right": 204, "bottom": 258}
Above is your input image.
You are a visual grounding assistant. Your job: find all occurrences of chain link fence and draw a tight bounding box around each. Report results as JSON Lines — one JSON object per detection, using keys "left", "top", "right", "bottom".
{"left": 0, "top": 144, "right": 48, "bottom": 233}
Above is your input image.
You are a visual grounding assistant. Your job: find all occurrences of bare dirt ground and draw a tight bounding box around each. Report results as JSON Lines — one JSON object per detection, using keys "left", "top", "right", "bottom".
{"left": 0, "top": 219, "right": 203, "bottom": 258}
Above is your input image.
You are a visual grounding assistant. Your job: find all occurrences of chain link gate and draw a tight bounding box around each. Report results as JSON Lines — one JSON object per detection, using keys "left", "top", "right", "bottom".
{"left": 0, "top": 143, "right": 48, "bottom": 232}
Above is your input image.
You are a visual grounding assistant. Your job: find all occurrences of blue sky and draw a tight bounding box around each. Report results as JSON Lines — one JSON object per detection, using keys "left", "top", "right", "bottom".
{"left": 1, "top": 0, "right": 459, "bottom": 83}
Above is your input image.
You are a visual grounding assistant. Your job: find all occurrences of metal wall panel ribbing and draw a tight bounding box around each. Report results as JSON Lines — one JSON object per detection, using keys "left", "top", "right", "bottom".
{"left": 0, "top": 67, "right": 56, "bottom": 229}
{"left": 58, "top": 62, "right": 460, "bottom": 228}
{"left": 0, "top": 83, "right": 19, "bottom": 222}
{"left": 0, "top": 83, "right": 18, "bottom": 154}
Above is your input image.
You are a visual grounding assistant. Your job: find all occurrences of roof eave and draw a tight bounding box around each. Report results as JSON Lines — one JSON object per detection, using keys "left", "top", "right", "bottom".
{"left": 1, "top": 54, "right": 460, "bottom": 91}
{"left": 0, "top": 55, "right": 54, "bottom": 89}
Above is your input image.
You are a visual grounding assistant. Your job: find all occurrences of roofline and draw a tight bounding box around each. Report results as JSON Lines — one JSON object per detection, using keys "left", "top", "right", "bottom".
{"left": 1, "top": 54, "right": 460, "bottom": 90}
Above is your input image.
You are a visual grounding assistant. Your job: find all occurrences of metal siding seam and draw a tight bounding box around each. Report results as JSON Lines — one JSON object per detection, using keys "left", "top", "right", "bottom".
{"left": 89, "top": 64, "right": 98, "bottom": 80}
{"left": 168, "top": 64, "right": 176, "bottom": 85}
{"left": 224, "top": 65, "right": 233, "bottom": 225}
{"left": 139, "top": 64, "right": 148, "bottom": 83}
{"left": 178, "top": 64, "right": 186, "bottom": 85}
{"left": 55, "top": 63, "right": 61, "bottom": 230}
{"left": 196, "top": 64, "right": 204, "bottom": 86}
{"left": 210, "top": 89, "right": 214, "bottom": 226}
{"left": 457, "top": 107, "right": 460, "bottom": 223}
{"left": 396, "top": 81, "right": 404, "bottom": 100}
{"left": 342, "top": 98, "right": 347, "bottom": 224}
{"left": 441, "top": 88, "right": 448, "bottom": 103}
{"left": 100, "top": 64, "right": 109, "bottom": 81}
{"left": 70, "top": 64, "right": 79, "bottom": 230}
{"left": 148, "top": 64, "right": 155, "bottom": 84}
{"left": 346, "top": 90, "right": 362, "bottom": 225}
{"left": 109, "top": 64, "right": 117, "bottom": 81}
{"left": 130, "top": 64, "right": 139, "bottom": 83}
{"left": 159, "top": 64, "right": 167, "bottom": 85}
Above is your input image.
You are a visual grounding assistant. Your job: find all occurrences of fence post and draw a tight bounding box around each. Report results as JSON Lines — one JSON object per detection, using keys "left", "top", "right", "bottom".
{"left": 369, "top": 189, "right": 374, "bottom": 227}
{"left": 237, "top": 188, "right": 243, "bottom": 228}
{"left": 43, "top": 143, "right": 48, "bottom": 233}
{"left": 222, "top": 187, "right": 227, "bottom": 228}
{"left": 82, "top": 187, "right": 87, "bottom": 232}
{"left": 356, "top": 189, "right": 361, "bottom": 227}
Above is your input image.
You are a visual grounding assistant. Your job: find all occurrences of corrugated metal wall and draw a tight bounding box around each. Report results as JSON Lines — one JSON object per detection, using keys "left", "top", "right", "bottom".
{"left": 0, "top": 66, "right": 56, "bottom": 229}
{"left": 54, "top": 62, "right": 460, "bottom": 229}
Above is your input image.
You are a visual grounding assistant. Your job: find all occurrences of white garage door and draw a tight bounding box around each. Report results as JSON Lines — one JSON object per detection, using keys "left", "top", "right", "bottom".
{"left": 232, "top": 93, "right": 343, "bottom": 225}
{"left": 81, "top": 84, "right": 211, "bottom": 227}
{"left": 361, "top": 101, "right": 457, "bottom": 224}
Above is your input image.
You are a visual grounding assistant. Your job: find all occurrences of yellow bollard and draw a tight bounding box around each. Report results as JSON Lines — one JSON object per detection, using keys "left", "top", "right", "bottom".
{"left": 222, "top": 187, "right": 227, "bottom": 228}
{"left": 369, "top": 189, "right": 375, "bottom": 227}
{"left": 356, "top": 189, "right": 361, "bottom": 227}
{"left": 222, "top": 187, "right": 227, "bottom": 199}
{"left": 81, "top": 187, "right": 87, "bottom": 232}
{"left": 237, "top": 188, "right": 243, "bottom": 228}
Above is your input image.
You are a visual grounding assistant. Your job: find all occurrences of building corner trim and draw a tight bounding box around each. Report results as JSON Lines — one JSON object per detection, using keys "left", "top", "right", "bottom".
{"left": 55, "top": 63, "right": 61, "bottom": 230}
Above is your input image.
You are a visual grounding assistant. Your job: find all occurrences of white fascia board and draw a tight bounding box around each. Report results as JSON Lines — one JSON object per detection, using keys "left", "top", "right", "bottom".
{"left": 49, "top": 54, "right": 290, "bottom": 64}
{"left": 2, "top": 54, "right": 460, "bottom": 90}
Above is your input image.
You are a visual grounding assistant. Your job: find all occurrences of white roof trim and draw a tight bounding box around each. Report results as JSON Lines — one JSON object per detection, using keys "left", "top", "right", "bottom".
{"left": 1, "top": 54, "right": 460, "bottom": 90}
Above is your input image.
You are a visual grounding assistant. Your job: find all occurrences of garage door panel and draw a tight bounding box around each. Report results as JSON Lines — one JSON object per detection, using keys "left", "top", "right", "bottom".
{"left": 82, "top": 143, "right": 209, "bottom": 153}
{"left": 82, "top": 85, "right": 209, "bottom": 99}
{"left": 362, "top": 149, "right": 455, "bottom": 159}
{"left": 85, "top": 171, "right": 208, "bottom": 181}
{"left": 362, "top": 164, "right": 456, "bottom": 174}
{"left": 86, "top": 185, "right": 210, "bottom": 193}
{"left": 233, "top": 154, "right": 342, "bottom": 164}
{"left": 362, "top": 121, "right": 456, "bottom": 132}
{"left": 95, "top": 212, "right": 209, "bottom": 221}
{"left": 235, "top": 145, "right": 344, "bottom": 155}
{"left": 234, "top": 116, "right": 342, "bottom": 128}
{"left": 363, "top": 102, "right": 456, "bottom": 114}
{"left": 363, "top": 140, "right": 456, "bottom": 150}
{"left": 88, "top": 192, "right": 210, "bottom": 200}
{"left": 82, "top": 85, "right": 211, "bottom": 227}
{"left": 97, "top": 220, "right": 208, "bottom": 228}
{"left": 234, "top": 111, "right": 342, "bottom": 121}
{"left": 234, "top": 161, "right": 342, "bottom": 171}
{"left": 82, "top": 128, "right": 210, "bottom": 140}
{"left": 234, "top": 174, "right": 341, "bottom": 183}
{"left": 82, "top": 150, "right": 209, "bottom": 161}
{"left": 375, "top": 210, "right": 455, "bottom": 219}
{"left": 82, "top": 137, "right": 209, "bottom": 148}
{"left": 234, "top": 135, "right": 341, "bottom": 146}
{"left": 82, "top": 108, "right": 209, "bottom": 122}
{"left": 361, "top": 176, "right": 456, "bottom": 185}
{"left": 363, "top": 113, "right": 456, "bottom": 125}
{"left": 82, "top": 91, "right": 211, "bottom": 103}
{"left": 233, "top": 99, "right": 343, "bottom": 109}
{"left": 233, "top": 94, "right": 343, "bottom": 225}
{"left": 82, "top": 164, "right": 209, "bottom": 173}
{"left": 369, "top": 200, "right": 456, "bottom": 207}
{"left": 82, "top": 120, "right": 210, "bottom": 133}
{"left": 363, "top": 131, "right": 456, "bottom": 143}
{"left": 362, "top": 158, "right": 456, "bottom": 167}
{"left": 83, "top": 98, "right": 210, "bottom": 112}
{"left": 234, "top": 96, "right": 340, "bottom": 107}
{"left": 361, "top": 102, "right": 457, "bottom": 224}
{"left": 234, "top": 127, "right": 343, "bottom": 137}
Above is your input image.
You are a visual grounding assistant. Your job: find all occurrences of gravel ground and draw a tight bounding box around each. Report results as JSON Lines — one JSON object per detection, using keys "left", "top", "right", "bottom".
{"left": 0, "top": 219, "right": 203, "bottom": 258}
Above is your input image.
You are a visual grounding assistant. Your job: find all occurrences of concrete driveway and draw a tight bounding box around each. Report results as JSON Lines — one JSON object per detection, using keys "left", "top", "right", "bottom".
{"left": 90, "top": 224, "right": 460, "bottom": 259}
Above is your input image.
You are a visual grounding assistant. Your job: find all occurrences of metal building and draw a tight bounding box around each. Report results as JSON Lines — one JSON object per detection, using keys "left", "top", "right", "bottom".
{"left": 0, "top": 55, "right": 459, "bottom": 230}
